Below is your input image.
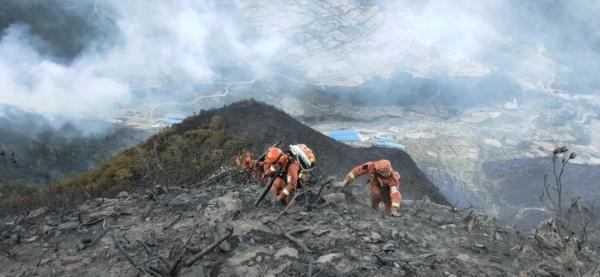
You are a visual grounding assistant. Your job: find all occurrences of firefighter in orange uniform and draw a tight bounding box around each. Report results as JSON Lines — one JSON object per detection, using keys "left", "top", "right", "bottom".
{"left": 335, "top": 159, "right": 402, "bottom": 216}
{"left": 235, "top": 151, "right": 260, "bottom": 180}
{"left": 262, "top": 144, "right": 316, "bottom": 204}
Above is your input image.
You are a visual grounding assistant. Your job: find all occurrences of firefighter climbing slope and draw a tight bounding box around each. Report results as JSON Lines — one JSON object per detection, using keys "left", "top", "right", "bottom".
{"left": 335, "top": 159, "right": 402, "bottom": 216}
{"left": 236, "top": 143, "right": 316, "bottom": 205}
{"left": 263, "top": 144, "right": 316, "bottom": 204}
{"left": 235, "top": 150, "right": 260, "bottom": 180}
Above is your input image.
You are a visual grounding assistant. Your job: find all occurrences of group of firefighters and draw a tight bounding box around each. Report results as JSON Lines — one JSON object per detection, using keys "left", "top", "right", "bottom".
{"left": 236, "top": 143, "right": 402, "bottom": 217}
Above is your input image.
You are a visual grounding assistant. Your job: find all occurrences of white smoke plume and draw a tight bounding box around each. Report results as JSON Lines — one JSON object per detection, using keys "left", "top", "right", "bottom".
{"left": 0, "top": 0, "right": 288, "bottom": 119}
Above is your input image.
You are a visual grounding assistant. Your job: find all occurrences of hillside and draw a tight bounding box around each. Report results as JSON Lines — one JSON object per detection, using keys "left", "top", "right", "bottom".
{"left": 0, "top": 100, "right": 446, "bottom": 212}
{"left": 176, "top": 100, "right": 448, "bottom": 204}
{"left": 1, "top": 100, "right": 600, "bottom": 276}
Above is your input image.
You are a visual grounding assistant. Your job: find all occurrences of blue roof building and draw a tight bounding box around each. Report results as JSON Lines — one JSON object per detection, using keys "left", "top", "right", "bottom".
{"left": 373, "top": 139, "right": 406, "bottom": 150}
{"left": 329, "top": 130, "right": 360, "bottom": 142}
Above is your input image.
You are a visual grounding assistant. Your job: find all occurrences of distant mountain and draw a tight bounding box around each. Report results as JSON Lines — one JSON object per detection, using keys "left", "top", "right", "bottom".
{"left": 482, "top": 157, "right": 600, "bottom": 229}
{"left": 0, "top": 105, "right": 151, "bottom": 187}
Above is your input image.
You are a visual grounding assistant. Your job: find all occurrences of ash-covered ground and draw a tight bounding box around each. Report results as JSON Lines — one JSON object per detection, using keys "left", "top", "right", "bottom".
{"left": 2, "top": 169, "right": 599, "bottom": 277}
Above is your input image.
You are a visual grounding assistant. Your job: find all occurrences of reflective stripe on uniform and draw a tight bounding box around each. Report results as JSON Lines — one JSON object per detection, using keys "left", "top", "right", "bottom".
{"left": 391, "top": 202, "right": 400, "bottom": 208}
{"left": 282, "top": 188, "right": 289, "bottom": 195}
{"left": 391, "top": 186, "right": 399, "bottom": 193}
{"left": 347, "top": 172, "right": 355, "bottom": 180}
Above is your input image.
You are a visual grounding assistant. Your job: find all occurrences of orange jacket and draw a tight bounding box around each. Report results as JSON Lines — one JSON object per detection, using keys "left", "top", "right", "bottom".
{"left": 264, "top": 154, "right": 303, "bottom": 197}
{"left": 346, "top": 161, "right": 402, "bottom": 208}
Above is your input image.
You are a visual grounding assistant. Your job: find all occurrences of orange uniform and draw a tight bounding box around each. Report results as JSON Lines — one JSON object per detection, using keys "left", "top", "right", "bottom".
{"left": 235, "top": 151, "right": 263, "bottom": 181}
{"left": 263, "top": 144, "right": 315, "bottom": 204}
{"left": 266, "top": 160, "right": 303, "bottom": 204}
{"left": 345, "top": 159, "right": 402, "bottom": 214}
{"left": 240, "top": 145, "right": 315, "bottom": 206}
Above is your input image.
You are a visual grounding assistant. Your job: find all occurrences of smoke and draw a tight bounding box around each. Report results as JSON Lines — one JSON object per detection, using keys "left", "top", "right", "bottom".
{"left": 1, "top": 0, "right": 600, "bottom": 120}
{"left": 357, "top": 1, "right": 499, "bottom": 79}
{"left": 0, "top": 24, "right": 130, "bottom": 119}
{"left": 362, "top": 0, "right": 600, "bottom": 92}
{"left": 0, "top": 0, "right": 289, "bottom": 120}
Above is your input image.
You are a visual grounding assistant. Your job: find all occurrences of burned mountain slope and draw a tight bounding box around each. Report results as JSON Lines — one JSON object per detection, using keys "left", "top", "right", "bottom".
{"left": 2, "top": 100, "right": 600, "bottom": 276}
{"left": 177, "top": 99, "right": 448, "bottom": 205}
{"left": 1, "top": 100, "right": 446, "bottom": 212}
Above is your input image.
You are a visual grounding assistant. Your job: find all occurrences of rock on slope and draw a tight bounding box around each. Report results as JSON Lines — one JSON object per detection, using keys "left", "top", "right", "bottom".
{"left": 1, "top": 170, "right": 599, "bottom": 276}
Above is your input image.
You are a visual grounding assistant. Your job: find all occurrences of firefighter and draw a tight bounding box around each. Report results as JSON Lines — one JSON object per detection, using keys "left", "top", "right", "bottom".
{"left": 235, "top": 151, "right": 261, "bottom": 180}
{"left": 263, "top": 144, "right": 316, "bottom": 204}
{"left": 335, "top": 159, "right": 401, "bottom": 216}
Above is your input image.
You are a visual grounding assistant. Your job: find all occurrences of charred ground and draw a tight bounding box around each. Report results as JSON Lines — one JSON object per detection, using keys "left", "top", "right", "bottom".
{"left": 1, "top": 168, "right": 599, "bottom": 276}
